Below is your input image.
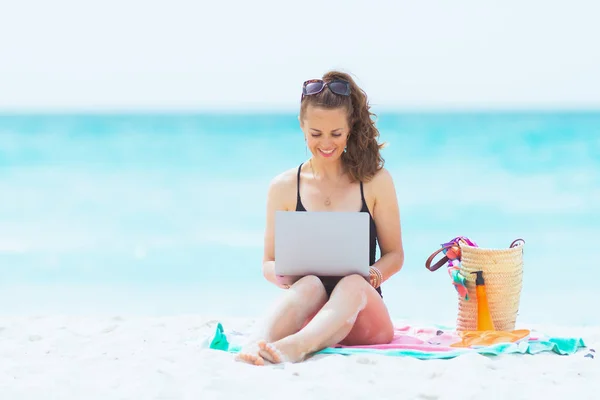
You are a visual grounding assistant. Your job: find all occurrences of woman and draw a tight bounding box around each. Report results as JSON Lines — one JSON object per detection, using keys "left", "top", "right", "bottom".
{"left": 237, "top": 70, "right": 404, "bottom": 365}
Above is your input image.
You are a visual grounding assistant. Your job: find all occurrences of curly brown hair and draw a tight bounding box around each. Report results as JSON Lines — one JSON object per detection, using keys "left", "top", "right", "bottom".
{"left": 300, "top": 70, "right": 385, "bottom": 183}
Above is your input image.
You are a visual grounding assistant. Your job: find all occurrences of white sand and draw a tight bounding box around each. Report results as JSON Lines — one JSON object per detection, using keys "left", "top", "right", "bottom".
{"left": 0, "top": 315, "right": 598, "bottom": 400}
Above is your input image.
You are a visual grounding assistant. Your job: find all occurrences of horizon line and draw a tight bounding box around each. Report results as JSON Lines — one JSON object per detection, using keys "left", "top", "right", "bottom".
{"left": 1, "top": 105, "right": 600, "bottom": 116}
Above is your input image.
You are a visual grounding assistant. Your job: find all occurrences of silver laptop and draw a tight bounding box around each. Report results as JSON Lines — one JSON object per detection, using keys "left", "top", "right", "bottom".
{"left": 274, "top": 211, "right": 370, "bottom": 284}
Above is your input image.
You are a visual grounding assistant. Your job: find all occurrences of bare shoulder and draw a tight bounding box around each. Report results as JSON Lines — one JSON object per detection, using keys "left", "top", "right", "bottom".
{"left": 371, "top": 167, "right": 395, "bottom": 187}
{"left": 268, "top": 166, "right": 298, "bottom": 193}
{"left": 368, "top": 168, "right": 397, "bottom": 198}
{"left": 266, "top": 166, "right": 299, "bottom": 210}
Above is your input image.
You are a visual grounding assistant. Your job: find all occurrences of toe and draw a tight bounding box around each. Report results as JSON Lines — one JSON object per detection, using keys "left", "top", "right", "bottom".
{"left": 257, "top": 341, "right": 279, "bottom": 363}
{"left": 237, "top": 353, "right": 249, "bottom": 363}
{"left": 237, "top": 352, "right": 260, "bottom": 365}
{"left": 253, "top": 356, "right": 265, "bottom": 366}
{"left": 257, "top": 341, "right": 272, "bottom": 361}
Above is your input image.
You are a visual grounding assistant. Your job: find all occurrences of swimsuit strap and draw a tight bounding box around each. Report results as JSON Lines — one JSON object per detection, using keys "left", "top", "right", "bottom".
{"left": 360, "top": 181, "right": 367, "bottom": 208}
{"left": 296, "top": 164, "right": 306, "bottom": 211}
{"left": 296, "top": 163, "right": 303, "bottom": 206}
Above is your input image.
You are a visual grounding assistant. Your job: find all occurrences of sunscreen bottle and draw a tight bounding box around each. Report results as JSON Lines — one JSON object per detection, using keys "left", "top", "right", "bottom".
{"left": 471, "top": 271, "right": 495, "bottom": 331}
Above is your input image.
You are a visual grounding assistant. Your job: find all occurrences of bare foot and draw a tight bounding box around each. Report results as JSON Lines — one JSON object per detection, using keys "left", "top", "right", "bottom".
{"left": 258, "top": 337, "right": 308, "bottom": 364}
{"left": 235, "top": 341, "right": 265, "bottom": 366}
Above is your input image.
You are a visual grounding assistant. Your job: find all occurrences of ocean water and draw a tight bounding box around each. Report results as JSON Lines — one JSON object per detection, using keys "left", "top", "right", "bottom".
{"left": 0, "top": 112, "right": 599, "bottom": 326}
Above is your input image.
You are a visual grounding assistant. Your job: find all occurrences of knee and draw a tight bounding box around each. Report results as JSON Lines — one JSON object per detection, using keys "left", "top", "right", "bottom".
{"left": 335, "top": 274, "right": 370, "bottom": 307}
{"left": 338, "top": 274, "right": 369, "bottom": 289}
{"left": 292, "top": 275, "right": 326, "bottom": 298}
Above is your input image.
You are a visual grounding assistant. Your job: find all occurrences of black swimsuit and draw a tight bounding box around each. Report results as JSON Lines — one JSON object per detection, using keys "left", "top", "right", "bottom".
{"left": 295, "top": 163, "right": 383, "bottom": 298}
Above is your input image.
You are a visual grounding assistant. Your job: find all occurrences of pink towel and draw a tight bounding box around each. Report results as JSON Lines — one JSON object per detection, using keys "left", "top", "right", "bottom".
{"left": 336, "top": 325, "right": 461, "bottom": 351}
{"left": 335, "top": 324, "right": 540, "bottom": 351}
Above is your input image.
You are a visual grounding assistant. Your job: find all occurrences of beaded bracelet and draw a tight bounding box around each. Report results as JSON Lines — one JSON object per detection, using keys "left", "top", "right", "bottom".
{"left": 369, "top": 266, "right": 383, "bottom": 288}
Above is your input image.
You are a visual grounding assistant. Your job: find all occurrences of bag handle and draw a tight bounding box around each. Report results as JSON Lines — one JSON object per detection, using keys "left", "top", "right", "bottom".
{"left": 426, "top": 237, "right": 524, "bottom": 271}
{"left": 510, "top": 238, "right": 525, "bottom": 248}
{"left": 425, "top": 243, "right": 453, "bottom": 272}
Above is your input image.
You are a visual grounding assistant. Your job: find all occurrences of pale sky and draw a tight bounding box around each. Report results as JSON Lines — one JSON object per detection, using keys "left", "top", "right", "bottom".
{"left": 1, "top": 0, "right": 599, "bottom": 111}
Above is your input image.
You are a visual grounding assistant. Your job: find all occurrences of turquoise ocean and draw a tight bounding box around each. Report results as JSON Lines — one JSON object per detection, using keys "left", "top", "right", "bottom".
{"left": 0, "top": 112, "right": 598, "bottom": 326}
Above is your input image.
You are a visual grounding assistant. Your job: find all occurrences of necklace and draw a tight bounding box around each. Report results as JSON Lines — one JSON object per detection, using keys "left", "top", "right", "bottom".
{"left": 309, "top": 159, "right": 344, "bottom": 207}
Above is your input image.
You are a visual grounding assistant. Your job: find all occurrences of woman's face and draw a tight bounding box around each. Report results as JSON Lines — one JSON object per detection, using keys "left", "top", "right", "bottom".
{"left": 300, "top": 105, "right": 350, "bottom": 162}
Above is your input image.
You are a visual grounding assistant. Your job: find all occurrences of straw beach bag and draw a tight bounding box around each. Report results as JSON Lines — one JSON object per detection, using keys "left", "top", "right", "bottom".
{"left": 426, "top": 237, "right": 525, "bottom": 332}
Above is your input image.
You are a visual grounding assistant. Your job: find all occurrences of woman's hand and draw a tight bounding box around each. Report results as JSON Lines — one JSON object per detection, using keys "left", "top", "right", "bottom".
{"left": 277, "top": 280, "right": 291, "bottom": 290}
{"left": 263, "top": 261, "right": 291, "bottom": 289}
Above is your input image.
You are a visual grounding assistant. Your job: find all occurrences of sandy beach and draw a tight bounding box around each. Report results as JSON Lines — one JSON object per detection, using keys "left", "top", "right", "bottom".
{"left": 0, "top": 315, "right": 597, "bottom": 400}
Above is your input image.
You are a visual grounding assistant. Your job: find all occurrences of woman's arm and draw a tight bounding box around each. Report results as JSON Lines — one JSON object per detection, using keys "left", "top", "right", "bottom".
{"left": 370, "top": 168, "right": 405, "bottom": 284}
{"left": 262, "top": 174, "right": 291, "bottom": 288}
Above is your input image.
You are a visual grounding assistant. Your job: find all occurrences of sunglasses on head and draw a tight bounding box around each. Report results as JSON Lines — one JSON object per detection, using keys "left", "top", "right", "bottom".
{"left": 301, "top": 79, "right": 351, "bottom": 100}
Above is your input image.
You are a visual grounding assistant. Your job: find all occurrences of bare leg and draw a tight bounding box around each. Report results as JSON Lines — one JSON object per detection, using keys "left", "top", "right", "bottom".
{"left": 259, "top": 274, "right": 394, "bottom": 363}
{"left": 236, "top": 275, "right": 328, "bottom": 365}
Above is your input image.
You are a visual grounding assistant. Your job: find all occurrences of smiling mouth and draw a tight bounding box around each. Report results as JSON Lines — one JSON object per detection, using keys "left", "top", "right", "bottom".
{"left": 319, "top": 148, "right": 335, "bottom": 156}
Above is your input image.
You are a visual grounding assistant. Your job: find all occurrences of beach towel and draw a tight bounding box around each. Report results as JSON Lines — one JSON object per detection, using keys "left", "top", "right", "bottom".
{"left": 204, "top": 322, "right": 587, "bottom": 360}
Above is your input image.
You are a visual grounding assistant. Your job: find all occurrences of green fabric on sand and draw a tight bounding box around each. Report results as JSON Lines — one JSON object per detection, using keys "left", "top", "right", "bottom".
{"left": 209, "top": 323, "right": 230, "bottom": 351}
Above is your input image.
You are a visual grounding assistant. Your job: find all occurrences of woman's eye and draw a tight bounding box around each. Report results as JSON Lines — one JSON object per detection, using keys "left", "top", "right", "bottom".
{"left": 311, "top": 134, "right": 321, "bottom": 137}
